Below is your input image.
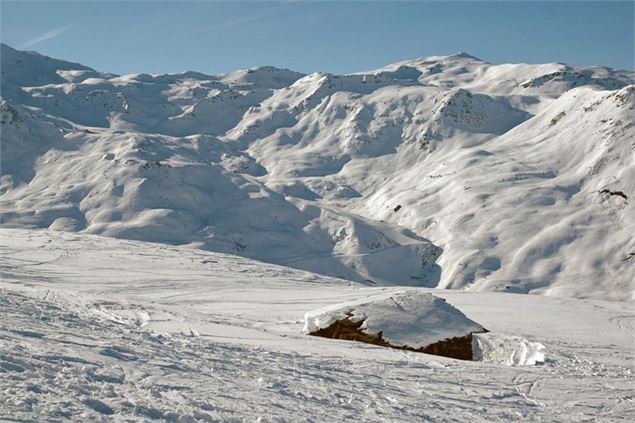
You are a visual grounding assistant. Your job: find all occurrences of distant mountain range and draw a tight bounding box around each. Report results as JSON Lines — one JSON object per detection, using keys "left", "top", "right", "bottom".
{"left": 1, "top": 43, "right": 633, "bottom": 299}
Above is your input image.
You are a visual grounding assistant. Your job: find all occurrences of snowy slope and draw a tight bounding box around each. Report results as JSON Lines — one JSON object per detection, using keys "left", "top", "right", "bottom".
{"left": 1, "top": 44, "right": 633, "bottom": 298}
{"left": 1, "top": 229, "right": 633, "bottom": 421}
{"left": 355, "top": 85, "right": 635, "bottom": 298}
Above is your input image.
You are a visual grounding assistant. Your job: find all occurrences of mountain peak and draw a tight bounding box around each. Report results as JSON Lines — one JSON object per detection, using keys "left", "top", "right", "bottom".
{"left": 1, "top": 43, "right": 95, "bottom": 87}
{"left": 449, "top": 52, "right": 482, "bottom": 60}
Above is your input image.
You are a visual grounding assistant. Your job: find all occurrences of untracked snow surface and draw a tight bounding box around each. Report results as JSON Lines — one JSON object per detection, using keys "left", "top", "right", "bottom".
{"left": 1, "top": 229, "right": 634, "bottom": 422}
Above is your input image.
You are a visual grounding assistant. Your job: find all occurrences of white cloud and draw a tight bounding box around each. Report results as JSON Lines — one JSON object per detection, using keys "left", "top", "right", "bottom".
{"left": 19, "top": 24, "right": 74, "bottom": 49}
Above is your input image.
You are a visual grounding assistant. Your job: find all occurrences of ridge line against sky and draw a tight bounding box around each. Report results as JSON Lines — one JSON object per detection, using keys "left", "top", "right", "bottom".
{"left": 1, "top": 1, "right": 633, "bottom": 74}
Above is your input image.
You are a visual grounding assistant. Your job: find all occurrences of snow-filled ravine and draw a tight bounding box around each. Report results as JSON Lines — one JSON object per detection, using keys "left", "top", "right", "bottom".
{"left": 1, "top": 229, "right": 633, "bottom": 422}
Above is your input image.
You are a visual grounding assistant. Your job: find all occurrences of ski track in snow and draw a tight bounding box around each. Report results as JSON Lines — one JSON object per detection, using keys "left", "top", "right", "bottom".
{"left": 1, "top": 228, "right": 633, "bottom": 422}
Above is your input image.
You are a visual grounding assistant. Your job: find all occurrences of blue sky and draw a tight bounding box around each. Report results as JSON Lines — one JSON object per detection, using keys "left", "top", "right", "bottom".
{"left": 2, "top": 1, "right": 633, "bottom": 74}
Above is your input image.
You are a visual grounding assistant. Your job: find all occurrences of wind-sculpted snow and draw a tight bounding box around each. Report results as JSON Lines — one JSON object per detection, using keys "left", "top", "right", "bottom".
{"left": 1, "top": 43, "right": 634, "bottom": 298}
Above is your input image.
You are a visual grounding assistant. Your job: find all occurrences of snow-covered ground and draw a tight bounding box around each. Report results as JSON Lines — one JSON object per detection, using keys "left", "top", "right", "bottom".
{"left": 1, "top": 228, "right": 633, "bottom": 421}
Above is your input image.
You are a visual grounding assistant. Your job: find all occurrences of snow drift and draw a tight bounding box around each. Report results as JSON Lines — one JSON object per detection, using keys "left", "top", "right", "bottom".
{"left": 473, "top": 333, "right": 546, "bottom": 366}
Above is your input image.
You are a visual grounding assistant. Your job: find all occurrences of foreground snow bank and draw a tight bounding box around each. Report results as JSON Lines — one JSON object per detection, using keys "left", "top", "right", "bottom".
{"left": 303, "top": 290, "right": 485, "bottom": 357}
{"left": 2, "top": 229, "right": 632, "bottom": 421}
{"left": 473, "top": 333, "right": 546, "bottom": 366}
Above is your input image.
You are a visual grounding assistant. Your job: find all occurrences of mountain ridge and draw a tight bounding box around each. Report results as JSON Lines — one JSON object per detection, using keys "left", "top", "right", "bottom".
{"left": 1, "top": 44, "right": 633, "bottom": 299}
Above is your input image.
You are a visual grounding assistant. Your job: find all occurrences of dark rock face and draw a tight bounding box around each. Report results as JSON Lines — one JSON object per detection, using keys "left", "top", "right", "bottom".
{"left": 308, "top": 318, "right": 486, "bottom": 361}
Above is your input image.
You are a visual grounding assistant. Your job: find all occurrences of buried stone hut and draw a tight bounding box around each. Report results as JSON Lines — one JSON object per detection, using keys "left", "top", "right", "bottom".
{"left": 304, "top": 290, "right": 487, "bottom": 360}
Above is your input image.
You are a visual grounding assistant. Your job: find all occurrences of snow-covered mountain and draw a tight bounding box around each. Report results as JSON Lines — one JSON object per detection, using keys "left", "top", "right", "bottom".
{"left": 1, "top": 43, "right": 633, "bottom": 299}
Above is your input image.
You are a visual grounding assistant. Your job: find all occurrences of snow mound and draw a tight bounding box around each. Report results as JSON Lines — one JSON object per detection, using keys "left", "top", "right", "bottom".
{"left": 473, "top": 333, "right": 546, "bottom": 366}
{"left": 303, "top": 290, "right": 484, "bottom": 351}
